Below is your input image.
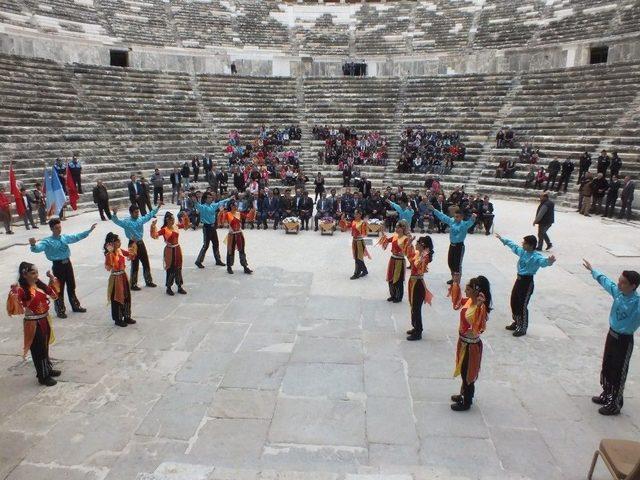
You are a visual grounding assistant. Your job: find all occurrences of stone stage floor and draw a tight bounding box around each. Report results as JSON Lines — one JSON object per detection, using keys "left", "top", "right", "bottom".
{"left": 0, "top": 199, "right": 639, "bottom": 480}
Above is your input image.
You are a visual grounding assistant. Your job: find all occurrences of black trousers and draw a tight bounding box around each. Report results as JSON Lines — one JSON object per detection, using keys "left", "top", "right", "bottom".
{"left": 557, "top": 173, "right": 571, "bottom": 192}
{"left": 71, "top": 173, "right": 82, "bottom": 193}
{"left": 459, "top": 348, "right": 475, "bottom": 406}
{"left": 29, "top": 320, "right": 53, "bottom": 380}
{"left": 536, "top": 223, "right": 551, "bottom": 249}
{"left": 447, "top": 242, "right": 465, "bottom": 276}
{"left": 52, "top": 259, "right": 80, "bottom": 315}
{"left": 165, "top": 248, "right": 183, "bottom": 288}
{"left": 23, "top": 210, "right": 36, "bottom": 229}
{"left": 110, "top": 276, "right": 132, "bottom": 323}
{"left": 97, "top": 201, "right": 111, "bottom": 220}
{"left": 510, "top": 275, "right": 534, "bottom": 333}
{"left": 619, "top": 198, "right": 633, "bottom": 220}
{"left": 227, "top": 234, "right": 248, "bottom": 268}
{"left": 197, "top": 224, "right": 223, "bottom": 264}
{"left": 604, "top": 196, "right": 617, "bottom": 217}
{"left": 129, "top": 240, "right": 153, "bottom": 287}
{"left": 411, "top": 280, "right": 425, "bottom": 333}
{"left": 37, "top": 205, "right": 47, "bottom": 225}
{"left": 545, "top": 173, "right": 558, "bottom": 190}
{"left": 153, "top": 187, "right": 164, "bottom": 205}
{"left": 600, "top": 329, "right": 634, "bottom": 410}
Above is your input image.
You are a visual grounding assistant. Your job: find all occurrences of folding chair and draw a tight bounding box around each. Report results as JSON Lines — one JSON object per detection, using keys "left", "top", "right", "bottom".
{"left": 588, "top": 439, "right": 640, "bottom": 480}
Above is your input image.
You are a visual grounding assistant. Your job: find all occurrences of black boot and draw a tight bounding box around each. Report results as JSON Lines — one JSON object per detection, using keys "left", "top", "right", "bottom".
{"left": 591, "top": 392, "right": 607, "bottom": 405}
{"left": 505, "top": 322, "right": 517, "bottom": 331}
{"left": 406, "top": 332, "right": 422, "bottom": 341}
{"left": 450, "top": 402, "right": 471, "bottom": 411}
{"left": 166, "top": 287, "right": 175, "bottom": 296}
{"left": 243, "top": 266, "right": 253, "bottom": 275}
{"left": 227, "top": 266, "right": 234, "bottom": 274}
{"left": 50, "top": 369, "right": 62, "bottom": 377}
{"left": 39, "top": 377, "right": 57, "bottom": 386}
{"left": 450, "top": 394, "right": 463, "bottom": 404}
{"left": 115, "top": 320, "right": 128, "bottom": 327}
{"left": 177, "top": 287, "right": 187, "bottom": 294}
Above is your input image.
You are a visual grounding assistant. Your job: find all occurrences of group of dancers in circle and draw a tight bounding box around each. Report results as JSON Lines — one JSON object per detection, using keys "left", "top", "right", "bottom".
{"left": 5, "top": 197, "right": 640, "bottom": 416}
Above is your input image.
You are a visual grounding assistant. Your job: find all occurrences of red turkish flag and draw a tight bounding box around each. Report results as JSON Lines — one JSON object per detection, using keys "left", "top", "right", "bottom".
{"left": 66, "top": 165, "right": 79, "bottom": 210}
{"left": 9, "top": 163, "right": 26, "bottom": 217}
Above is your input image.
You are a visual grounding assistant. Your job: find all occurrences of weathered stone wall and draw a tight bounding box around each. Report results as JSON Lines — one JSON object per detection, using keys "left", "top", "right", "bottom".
{"left": 1, "top": 28, "right": 639, "bottom": 76}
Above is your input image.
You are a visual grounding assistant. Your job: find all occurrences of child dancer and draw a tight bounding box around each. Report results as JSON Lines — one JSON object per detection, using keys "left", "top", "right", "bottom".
{"left": 7, "top": 263, "right": 61, "bottom": 386}
{"left": 224, "top": 201, "right": 253, "bottom": 275}
{"left": 151, "top": 211, "right": 189, "bottom": 296}
{"left": 350, "top": 209, "right": 370, "bottom": 280}
{"left": 448, "top": 274, "right": 492, "bottom": 411}
{"left": 405, "top": 236, "right": 434, "bottom": 341}
{"left": 496, "top": 234, "right": 555, "bottom": 336}
{"left": 377, "top": 220, "right": 411, "bottom": 303}
{"left": 104, "top": 232, "right": 135, "bottom": 327}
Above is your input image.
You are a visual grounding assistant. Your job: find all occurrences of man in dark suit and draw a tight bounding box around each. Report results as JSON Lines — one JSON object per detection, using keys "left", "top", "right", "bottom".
{"left": 281, "top": 189, "right": 296, "bottom": 219}
{"left": 203, "top": 156, "right": 213, "bottom": 182}
{"left": 359, "top": 173, "right": 372, "bottom": 198}
{"left": 139, "top": 177, "right": 152, "bottom": 214}
{"left": 127, "top": 174, "right": 147, "bottom": 214}
{"left": 19, "top": 186, "right": 38, "bottom": 230}
{"left": 604, "top": 175, "right": 621, "bottom": 218}
{"left": 533, "top": 192, "right": 554, "bottom": 250}
{"left": 93, "top": 180, "right": 111, "bottom": 221}
{"left": 557, "top": 158, "right": 574, "bottom": 193}
{"left": 545, "top": 159, "right": 561, "bottom": 191}
{"left": 314, "top": 192, "right": 333, "bottom": 231}
{"left": 366, "top": 190, "right": 384, "bottom": 219}
{"left": 596, "top": 150, "right": 610, "bottom": 176}
{"left": 430, "top": 194, "right": 447, "bottom": 233}
{"left": 298, "top": 190, "right": 314, "bottom": 230}
{"left": 577, "top": 151, "right": 592, "bottom": 184}
{"left": 619, "top": 176, "right": 635, "bottom": 221}
{"left": 266, "top": 189, "right": 281, "bottom": 230}
{"left": 341, "top": 189, "right": 355, "bottom": 220}
{"left": 218, "top": 167, "right": 228, "bottom": 194}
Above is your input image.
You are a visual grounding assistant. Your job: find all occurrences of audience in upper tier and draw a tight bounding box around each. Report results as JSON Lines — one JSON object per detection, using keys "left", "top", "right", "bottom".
{"left": 397, "top": 127, "right": 465, "bottom": 174}
{"left": 313, "top": 125, "right": 388, "bottom": 166}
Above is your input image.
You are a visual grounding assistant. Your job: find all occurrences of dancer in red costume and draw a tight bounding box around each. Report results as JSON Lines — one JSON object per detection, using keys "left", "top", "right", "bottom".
{"left": 350, "top": 209, "right": 370, "bottom": 280}
{"left": 405, "top": 236, "right": 434, "bottom": 341}
{"left": 377, "top": 220, "right": 411, "bottom": 303}
{"left": 223, "top": 200, "right": 253, "bottom": 275}
{"left": 151, "top": 211, "right": 190, "bottom": 295}
{"left": 448, "top": 273, "right": 492, "bottom": 411}
{"left": 6, "top": 262, "right": 61, "bottom": 386}
{"left": 104, "top": 232, "right": 135, "bottom": 327}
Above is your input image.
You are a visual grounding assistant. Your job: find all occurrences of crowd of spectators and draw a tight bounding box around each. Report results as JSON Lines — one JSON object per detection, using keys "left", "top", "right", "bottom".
{"left": 495, "top": 143, "right": 542, "bottom": 180}
{"left": 397, "top": 128, "right": 465, "bottom": 174}
{"left": 313, "top": 125, "right": 388, "bottom": 167}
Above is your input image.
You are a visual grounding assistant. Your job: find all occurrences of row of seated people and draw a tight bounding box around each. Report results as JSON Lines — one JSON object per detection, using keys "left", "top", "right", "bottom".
{"left": 397, "top": 128, "right": 465, "bottom": 174}
{"left": 314, "top": 125, "right": 388, "bottom": 166}
{"left": 226, "top": 128, "right": 301, "bottom": 171}
{"left": 177, "top": 182, "right": 495, "bottom": 235}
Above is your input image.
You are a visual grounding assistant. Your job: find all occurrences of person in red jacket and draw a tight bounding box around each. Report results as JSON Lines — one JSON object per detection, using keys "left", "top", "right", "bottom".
{"left": 0, "top": 185, "right": 14, "bottom": 234}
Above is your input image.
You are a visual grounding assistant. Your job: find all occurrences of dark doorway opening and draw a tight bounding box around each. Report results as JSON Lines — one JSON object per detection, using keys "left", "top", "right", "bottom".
{"left": 590, "top": 46, "right": 609, "bottom": 64}
{"left": 110, "top": 50, "right": 129, "bottom": 68}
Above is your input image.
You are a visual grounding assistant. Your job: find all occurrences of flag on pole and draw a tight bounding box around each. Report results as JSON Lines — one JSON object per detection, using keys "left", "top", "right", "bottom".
{"left": 65, "top": 165, "right": 79, "bottom": 210}
{"left": 9, "top": 163, "right": 26, "bottom": 217}
{"left": 47, "top": 167, "right": 66, "bottom": 216}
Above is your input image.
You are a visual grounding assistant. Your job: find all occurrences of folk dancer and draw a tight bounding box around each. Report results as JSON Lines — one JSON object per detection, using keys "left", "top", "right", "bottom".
{"left": 223, "top": 201, "right": 253, "bottom": 275}
{"left": 448, "top": 274, "right": 492, "bottom": 411}
{"left": 111, "top": 203, "right": 160, "bottom": 290}
{"left": 151, "top": 212, "right": 190, "bottom": 296}
{"left": 427, "top": 205, "right": 476, "bottom": 285}
{"left": 194, "top": 192, "right": 230, "bottom": 268}
{"left": 496, "top": 234, "right": 555, "bottom": 337}
{"left": 583, "top": 260, "right": 639, "bottom": 415}
{"left": 104, "top": 232, "right": 135, "bottom": 327}
{"left": 405, "top": 236, "right": 434, "bottom": 341}
{"left": 29, "top": 219, "right": 95, "bottom": 318}
{"left": 377, "top": 220, "right": 411, "bottom": 303}
{"left": 6, "top": 263, "right": 61, "bottom": 386}
{"left": 350, "top": 209, "right": 370, "bottom": 280}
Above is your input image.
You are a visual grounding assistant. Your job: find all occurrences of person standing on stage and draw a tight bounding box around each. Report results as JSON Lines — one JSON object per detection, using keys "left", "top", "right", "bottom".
{"left": 405, "top": 236, "right": 434, "bottom": 341}
{"left": 583, "top": 260, "right": 639, "bottom": 415}
{"left": 350, "top": 209, "right": 370, "bottom": 280}
{"left": 427, "top": 204, "right": 476, "bottom": 285}
{"left": 194, "top": 192, "right": 230, "bottom": 268}
{"left": 496, "top": 234, "right": 556, "bottom": 337}
{"left": 93, "top": 180, "right": 111, "bottom": 221}
{"left": 111, "top": 203, "right": 160, "bottom": 291}
{"left": 29, "top": 219, "right": 95, "bottom": 318}
{"left": 377, "top": 220, "right": 411, "bottom": 303}
{"left": 7, "top": 263, "right": 61, "bottom": 386}
{"left": 223, "top": 201, "right": 253, "bottom": 275}
{"left": 533, "top": 192, "right": 554, "bottom": 251}
{"left": 69, "top": 154, "right": 83, "bottom": 194}
{"left": 103, "top": 232, "right": 135, "bottom": 327}
{"left": 151, "top": 211, "right": 189, "bottom": 296}
{"left": 448, "top": 274, "right": 492, "bottom": 411}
